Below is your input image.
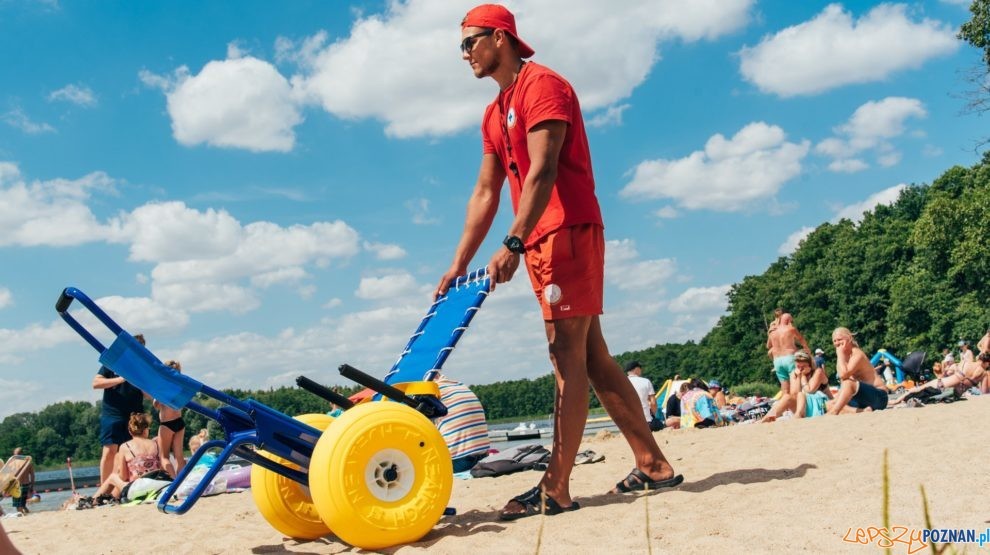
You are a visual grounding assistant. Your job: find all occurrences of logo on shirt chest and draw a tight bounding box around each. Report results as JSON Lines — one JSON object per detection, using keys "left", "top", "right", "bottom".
{"left": 506, "top": 107, "right": 517, "bottom": 129}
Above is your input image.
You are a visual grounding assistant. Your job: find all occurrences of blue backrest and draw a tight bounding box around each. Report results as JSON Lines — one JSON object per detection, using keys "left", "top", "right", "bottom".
{"left": 99, "top": 332, "right": 202, "bottom": 409}
{"left": 381, "top": 268, "right": 491, "bottom": 386}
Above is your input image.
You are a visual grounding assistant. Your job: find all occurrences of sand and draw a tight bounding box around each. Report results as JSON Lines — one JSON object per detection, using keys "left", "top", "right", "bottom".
{"left": 4, "top": 397, "right": 988, "bottom": 554}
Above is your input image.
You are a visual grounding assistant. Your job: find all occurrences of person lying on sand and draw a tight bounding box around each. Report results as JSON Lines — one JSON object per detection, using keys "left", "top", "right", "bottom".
{"left": 827, "top": 328, "right": 888, "bottom": 415}
{"left": 890, "top": 352, "right": 989, "bottom": 405}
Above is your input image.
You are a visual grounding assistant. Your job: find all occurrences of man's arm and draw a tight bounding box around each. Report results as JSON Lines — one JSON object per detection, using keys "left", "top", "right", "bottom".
{"left": 93, "top": 373, "right": 124, "bottom": 390}
{"left": 835, "top": 341, "right": 853, "bottom": 380}
{"left": 435, "top": 154, "right": 506, "bottom": 298}
{"left": 487, "top": 120, "right": 566, "bottom": 286}
{"left": 649, "top": 394, "right": 657, "bottom": 415}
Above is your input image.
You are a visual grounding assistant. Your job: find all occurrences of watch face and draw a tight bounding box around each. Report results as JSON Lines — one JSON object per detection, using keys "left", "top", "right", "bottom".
{"left": 504, "top": 235, "right": 524, "bottom": 253}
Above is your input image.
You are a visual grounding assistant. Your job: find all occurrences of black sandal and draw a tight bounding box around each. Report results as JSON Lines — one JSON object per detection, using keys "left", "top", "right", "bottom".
{"left": 613, "top": 469, "right": 684, "bottom": 493}
{"left": 498, "top": 486, "right": 580, "bottom": 521}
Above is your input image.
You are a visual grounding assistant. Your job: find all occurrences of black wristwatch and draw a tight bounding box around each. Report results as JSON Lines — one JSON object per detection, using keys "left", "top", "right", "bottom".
{"left": 502, "top": 235, "right": 525, "bottom": 254}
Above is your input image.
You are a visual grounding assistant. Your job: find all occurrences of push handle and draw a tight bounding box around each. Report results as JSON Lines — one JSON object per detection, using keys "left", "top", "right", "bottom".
{"left": 338, "top": 364, "right": 445, "bottom": 418}
{"left": 55, "top": 289, "right": 74, "bottom": 313}
{"left": 296, "top": 375, "right": 354, "bottom": 410}
{"left": 54, "top": 287, "right": 124, "bottom": 353}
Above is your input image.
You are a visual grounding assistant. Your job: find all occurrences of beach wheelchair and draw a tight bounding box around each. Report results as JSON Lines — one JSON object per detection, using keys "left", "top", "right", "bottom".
{"left": 55, "top": 269, "right": 491, "bottom": 550}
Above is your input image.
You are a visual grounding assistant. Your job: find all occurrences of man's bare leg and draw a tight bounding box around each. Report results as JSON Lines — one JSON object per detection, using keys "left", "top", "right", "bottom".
{"left": 99, "top": 444, "right": 118, "bottom": 484}
{"left": 503, "top": 316, "right": 591, "bottom": 511}
{"left": 827, "top": 380, "right": 857, "bottom": 415}
{"left": 583, "top": 316, "right": 674, "bottom": 489}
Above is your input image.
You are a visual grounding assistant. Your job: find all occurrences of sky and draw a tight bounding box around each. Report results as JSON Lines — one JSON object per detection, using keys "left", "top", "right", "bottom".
{"left": 0, "top": 0, "right": 985, "bottom": 418}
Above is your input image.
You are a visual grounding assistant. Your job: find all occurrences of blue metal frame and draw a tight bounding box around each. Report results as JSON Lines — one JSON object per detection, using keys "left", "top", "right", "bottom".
{"left": 54, "top": 268, "right": 491, "bottom": 518}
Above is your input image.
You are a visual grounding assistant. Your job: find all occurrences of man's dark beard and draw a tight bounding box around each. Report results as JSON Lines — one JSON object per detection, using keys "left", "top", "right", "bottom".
{"left": 479, "top": 56, "right": 500, "bottom": 78}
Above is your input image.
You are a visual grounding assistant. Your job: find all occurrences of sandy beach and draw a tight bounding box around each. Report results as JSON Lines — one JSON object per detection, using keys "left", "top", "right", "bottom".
{"left": 4, "top": 398, "right": 988, "bottom": 554}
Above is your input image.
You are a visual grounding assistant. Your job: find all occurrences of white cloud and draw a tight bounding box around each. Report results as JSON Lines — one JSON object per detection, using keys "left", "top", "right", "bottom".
{"left": 143, "top": 56, "right": 303, "bottom": 152}
{"left": 778, "top": 226, "right": 815, "bottom": 255}
{"left": 250, "top": 267, "right": 310, "bottom": 288}
{"left": 2, "top": 109, "right": 55, "bottom": 134}
{"left": 355, "top": 272, "right": 421, "bottom": 301}
{"left": 0, "top": 287, "right": 11, "bottom": 310}
{"left": 588, "top": 104, "right": 631, "bottom": 128}
{"left": 94, "top": 295, "right": 191, "bottom": 333}
{"left": 407, "top": 197, "right": 440, "bottom": 225}
{"left": 668, "top": 285, "right": 730, "bottom": 313}
{"left": 827, "top": 158, "right": 870, "bottom": 173}
{"left": 1, "top": 164, "right": 367, "bottom": 320}
{"left": 0, "top": 163, "right": 121, "bottom": 246}
{"left": 655, "top": 206, "right": 679, "bottom": 219}
{"left": 285, "top": 0, "right": 752, "bottom": 138}
{"left": 48, "top": 84, "right": 97, "bottom": 107}
{"left": 605, "top": 239, "right": 677, "bottom": 292}
{"left": 835, "top": 183, "right": 906, "bottom": 222}
{"left": 778, "top": 184, "right": 906, "bottom": 254}
{"left": 739, "top": 4, "right": 958, "bottom": 97}
{"left": 364, "top": 241, "right": 407, "bottom": 260}
{"left": 620, "top": 122, "right": 809, "bottom": 211}
{"left": 0, "top": 322, "right": 76, "bottom": 365}
{"left": 816, "top": 97, "right": 926, "bottom": 172}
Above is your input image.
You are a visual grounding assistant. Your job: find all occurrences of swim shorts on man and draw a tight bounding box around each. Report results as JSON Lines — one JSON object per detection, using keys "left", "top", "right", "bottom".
{"left": 773, "top": 355, "right": 796, "bottom": 383}
{"left": 847, "top": 382, "right": 888, "bottom": 411}
{"left": 523, "top": 223, "right": 604, "bottom": 320}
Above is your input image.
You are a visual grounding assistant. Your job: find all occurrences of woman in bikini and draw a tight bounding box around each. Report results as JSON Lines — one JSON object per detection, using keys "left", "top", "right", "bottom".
{"left": 156, "top": 360, "right": 187, "bottom": 478}
{"left": 792, "top": 350, "right": 830, "bottom": 418}
{"left": 84, "top": 412, "right": 166, "bottom": 504}
{"left": 891, "top": 352, "right": 990, "bottom": 405}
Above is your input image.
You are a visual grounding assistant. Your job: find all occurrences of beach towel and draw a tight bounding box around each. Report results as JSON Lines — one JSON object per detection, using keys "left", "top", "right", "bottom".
{"left": 470, "top": 444, "right": 550, "bottom": 478}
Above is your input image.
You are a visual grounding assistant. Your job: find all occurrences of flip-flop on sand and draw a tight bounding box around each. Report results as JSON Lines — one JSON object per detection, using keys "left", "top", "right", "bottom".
{"left": 499, "top": 486, "right": 580, "bottom": 521}
{"left": 612, "top": 469, "right": 684, "bottom": 493}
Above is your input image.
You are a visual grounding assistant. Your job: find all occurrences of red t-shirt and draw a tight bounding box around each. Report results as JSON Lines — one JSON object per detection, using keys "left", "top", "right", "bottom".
{"left": 481, "top": 62, "right": 603, "bottom": 246}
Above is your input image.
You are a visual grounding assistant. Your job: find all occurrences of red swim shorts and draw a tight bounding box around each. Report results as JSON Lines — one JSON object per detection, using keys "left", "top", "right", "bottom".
{"left": 523, "top": 223, "right": 604, "bottom": 320}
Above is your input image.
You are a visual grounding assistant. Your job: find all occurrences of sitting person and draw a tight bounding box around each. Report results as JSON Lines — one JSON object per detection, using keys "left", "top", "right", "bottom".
{"left": 188, "top": 428, "right": 209, "bottom": 453}
{"left": 708, "top": 380, "right": 727, "bottom": 409}
{"left": 827, "top": 328, "right": 888, "bottom": 415}
{"left": 931, "top": 361, "right": 943, "bottom": 379}
{"left": 81, "top": 412, "right": 171, "bottom": 506}
{"left": 155, "top": 360, "right": 187, "bottom": 478}
{"left": 892, "top": 352, "right": 990, "bottom": 405}
{"left": 679, "top": 378, "right": 725, "bottom": 429}
{"left": 791, "top": 351, "right": 829, "bottom": 418}
{"left": 432, "top": 374, "right": 491, "bottom": 473}
{"left": 664, "top": 383, "right": 686, "bottom": 429}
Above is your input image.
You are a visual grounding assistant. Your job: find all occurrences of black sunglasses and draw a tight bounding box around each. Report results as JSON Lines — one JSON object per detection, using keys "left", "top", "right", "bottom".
{"left": 460, "top": 29, "right": 494, "bottom": 54}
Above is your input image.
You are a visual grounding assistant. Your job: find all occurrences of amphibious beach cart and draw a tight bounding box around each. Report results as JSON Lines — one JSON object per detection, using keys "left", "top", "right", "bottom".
{"left": 55, "top": 268, "right": 491, "bottom": 550}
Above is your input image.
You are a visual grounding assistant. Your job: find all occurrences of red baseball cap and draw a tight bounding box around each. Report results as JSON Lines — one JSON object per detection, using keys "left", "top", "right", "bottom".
{"left": 461, "top": 4, "right": 535, "bottom": 58}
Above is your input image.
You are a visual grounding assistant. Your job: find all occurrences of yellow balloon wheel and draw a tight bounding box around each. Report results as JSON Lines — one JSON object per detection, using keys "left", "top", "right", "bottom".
{"left": 250, "top": 413, "right": 335, "bottom": 539}
{"left": 309, "top": 402, "right": 453, "bottom": 550}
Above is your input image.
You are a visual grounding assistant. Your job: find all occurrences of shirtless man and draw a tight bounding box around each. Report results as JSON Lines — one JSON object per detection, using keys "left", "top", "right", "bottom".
{"left": 978, "top": 330, "right": 990, "bottom": 392}
{"left": 827, "top": 327, "right": 888, "bottom": 414}
{"left": 765, "top": 313, "right": 811, "bottom": 412}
